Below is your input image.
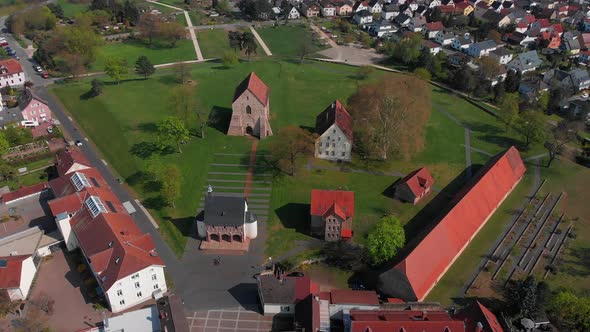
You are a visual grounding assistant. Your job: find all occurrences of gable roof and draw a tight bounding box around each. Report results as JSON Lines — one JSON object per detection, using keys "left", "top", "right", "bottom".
{"left": 330, "top": 290, "right": 380, "bottom": 305}
{"left": 232, "top": 72, "right": 269, "bottom": 106}
{"left": 18, "top": 89, "right": 48, "bottom": 111}
{"left": 379, "top": 147, "right": 525, "bottom": 301}
{"left": 456, "top": 301, "right": 504, "bottom": 332}
{"left": 203, "top": 193, "right": 248, "bottom": 226}
{"left": 396, "top": 167, "right": 434, "bottom": 197}
{"left": 259, "top": 275, "right": 318, "bottom": 305}
{"left": 426, "top": 22, "right": 445, "bottom": 31}
{"left": 0, "top": 59, "right": 23, "bottom": 77}
{"left": 349, "top": 309, "right": 465, "bottom": 332}
{"left": 315, "top": 100, "right": 353, "bottom": 142}
{"left": 0, "top": 255, "right": 30, "bottom": 289}
{"left": 56, "top": 149, "right": 91, "bottom": 176}
{"left": 310, "top": 190, "right": 355, "bottom": 219}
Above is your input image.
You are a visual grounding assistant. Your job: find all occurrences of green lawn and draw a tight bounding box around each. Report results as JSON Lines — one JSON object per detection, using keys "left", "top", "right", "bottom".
{"left": 91, "top": 39, "right": 195, "bottom": 71}
{"left": 56, "top": 0, "right": 88, "bottom": 18}
{"left": 257, "top": 25, "right": 328, "bottom": 58}
{"left": 197, "top": 29, "right": 232, "bottom": 59}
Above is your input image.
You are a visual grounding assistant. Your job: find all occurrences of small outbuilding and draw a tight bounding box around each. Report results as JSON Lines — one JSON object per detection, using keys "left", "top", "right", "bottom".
{"left": 393, "top": 167, "right": 434, "bottom": 205}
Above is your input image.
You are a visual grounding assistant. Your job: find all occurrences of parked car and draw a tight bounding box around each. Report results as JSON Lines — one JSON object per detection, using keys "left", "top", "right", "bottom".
{"left": 75, "top": 140, "right": 83, "bottom": 146}
{"left": 41, "top": 72, "right": 49, "bottom": 79}
{"left": 46, "top": 126, "right": 53, "bottom": 134}
{"left": 0, "top": 42, "right": 7, "bottom": 47}
{"left": 34, "top": 65, "right": 43, "bottom": 72}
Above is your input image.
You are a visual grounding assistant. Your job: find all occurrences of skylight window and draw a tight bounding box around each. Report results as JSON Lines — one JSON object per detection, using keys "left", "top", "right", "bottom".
{"left": 85, "top": 196, "right": 108, "bottom": 218}
{"left": 71, "top": 172, "right": 91, "bottom": 191}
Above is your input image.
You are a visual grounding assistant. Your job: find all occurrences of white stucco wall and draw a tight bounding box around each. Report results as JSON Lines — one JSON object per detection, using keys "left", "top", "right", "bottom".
{"left": 315, "top": 124, "right": 352, "bottom": 161}
{"left": 18, "top": 256, "right": 36, "bottom": 300}
{"left": 57, "top": 216, "right": 78, "bottom": 251}
{"left": 105, "top": 265, "right": 167, "bottom": 313}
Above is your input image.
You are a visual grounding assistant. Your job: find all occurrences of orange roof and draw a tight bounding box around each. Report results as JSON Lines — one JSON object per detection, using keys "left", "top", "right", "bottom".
{"left": 456, "top": 301, "right": 504, "bottom": 332}
{"left": 350, "top": 309, "right": 465, "bottom": 332}
{"left": 233, "top": 72, "right": 269, "bottom": 106}
{"left": 0, "top": 255, "right": 30, "bottom": 289}
{"left": 315, "top": 100, "right": 353, "bottom": 142}
{"left": 397, "top": 167, "right": 434, "bottom": 198}
{"left": 341, "top": 228, "right": 353, "bottom": 238}
{"left": 382, "top": 147, "right": 525, "bottom": 301}
{"left": 310, "top": 190, "right": 355, "bottom": 219}
{"left": 330, "top": 290, "right": 379, "bottom": 305}
{"left": 1, "top": 182, "right": 49, "bottom": 204}
{"left": 56, "top": 149, "right": 91, "bottom": 176}
{"left": 0, "top": 59, "right": 22, "bottom": 76}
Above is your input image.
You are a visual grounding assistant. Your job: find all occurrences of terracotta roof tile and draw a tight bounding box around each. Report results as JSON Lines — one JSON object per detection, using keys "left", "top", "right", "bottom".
{"left": 0, "top": 255, "right": 29, "bottom": 289}
{"left": 0, "top": 59, "right": 22, "bottom": 77}
{"left": 330, "top": 290, "right": 379, "bottom": 305}
{"left": 56, "top": 149, "right": 91, "bottom": 176}
{"left": 310, "top": 190, "right": 354, "bottom": 219}
{"left": 315, "top": 100, "right": 353, "bottom": 142}
{"left": 1, "top": 182, "right": 49, "bottom": 204}
{"left": 350, "top": 309, "right": 465, "bottom": 332}
{"left": 233, "top": 72, "right": 269, "bottom": 106}
{"left": 397, "top": 167, "right": 434, "bottom": 197}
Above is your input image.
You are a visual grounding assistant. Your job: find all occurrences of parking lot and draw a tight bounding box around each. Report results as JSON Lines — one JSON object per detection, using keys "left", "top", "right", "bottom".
{"left": 186, "top": 307, "right": 293, "bottom": 332}
{"left": 0, "top": 192, "right": 54, "bottom": 238}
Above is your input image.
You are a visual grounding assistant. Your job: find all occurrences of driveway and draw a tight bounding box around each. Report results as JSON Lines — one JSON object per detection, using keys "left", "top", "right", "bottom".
{"left": 27, "top": 249, "right": 107, "bottom": 332}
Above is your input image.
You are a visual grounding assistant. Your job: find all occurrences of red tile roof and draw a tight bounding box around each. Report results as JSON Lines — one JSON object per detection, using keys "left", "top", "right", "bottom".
{"left": 233, "top": 72, "right": 269, "bottom": 106}
{"left": 397, "top": 167, "right": 434, "bottom": 198}
{"left": 350, "top": 309, "right": 465, "bottom": 332}
{"left": 315, "top": 100, "right": 353, "bottom": 142}
{"left": 388, "top": 147, "right": 525, "bottom": 301}
{"left": 56, "top": 149, "right": 91, "bottom": 176}
{"left": 0, "top": 255, "right": 30, "bottom": 289}
{"left": 551, "top": 23, "right": 563, "bottom": 34}
{"left": 294, "top": 276, "right": 319, "bottom": 303}
{"left": 426, "top": 22, "right": 445, "bottom": 31}
{"left": 456, "top": 301, "right": 504, "bottom": 332}
{"left": 1, "top": 182, "right": 49, "bottom": 204}
{"left": 536, "top": 18, "right": 550, "bottom": 28}
{"left": 0, "top": 59, "right": 23, "bottom": 77}
{"left": 341, "top": 228, "right": 353, "bottom": 238}
{"left": 524, "top": 14, "right": 536, "bottom": 24}
{"left": 330, "top": 290, "right": 379, "bottom": 305}
{"left": 310, "top": 190, "right": 355, "bottom": 220}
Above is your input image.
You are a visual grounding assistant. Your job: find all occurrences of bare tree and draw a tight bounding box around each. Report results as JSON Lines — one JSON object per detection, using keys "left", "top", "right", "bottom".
{"left": 174, "top": 62, "right": 191, "bottom": 84}
{"left": 348, "top": 76, "right": 431, "bottom": 160}
{"left": 269, "top": 126, "right": 315, "bottom": 176}
{"left": 137, "top": 13, "right": 161, "bottom": 46}
{"left": 545, "top": 120, "right": 583, "bottom": 167}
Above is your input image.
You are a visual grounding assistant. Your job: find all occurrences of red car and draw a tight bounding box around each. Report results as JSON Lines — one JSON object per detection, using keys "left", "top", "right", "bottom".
{"left": 0, "top": 42, "right": 8, "bottom": 47}
{"left": 41, "top": 72, "right": 48, "bottom": 79}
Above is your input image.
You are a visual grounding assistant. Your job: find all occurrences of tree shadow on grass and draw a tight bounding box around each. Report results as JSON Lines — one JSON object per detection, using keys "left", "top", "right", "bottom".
{"left": 382, "top": 178, "right": 401, "bottom": 199}
{"left": 126, "top": 171, "right": 149, "bottom": 186}
{"left": 137, "top": 122, "right": 158, "bottom": 133}
{"left": 274, "top": 203, "right": 311, "bottom": 234}
{"left": 163, "top": 215, "right": 195, "bottom": 239}
{"left": 143, "top": 196, "right": 167, "bottom": 210}
{"left": 559, "top": 246, "right": 590, "bottom": 277}
{"left": 480, "top": 134, "right": 523, "bottom": 151}
{"left": 208, "top": 106, "right": 232, "bottom": 134}
{"left": 129, "top": 141, "right": 160, "bottom": 159}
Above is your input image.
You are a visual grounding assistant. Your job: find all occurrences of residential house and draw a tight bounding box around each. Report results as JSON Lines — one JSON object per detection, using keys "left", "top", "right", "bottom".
{"left": 454, "top": 2, "right": 474, "bottom": 15}
{"left": 368, "top": 19, "right": 398, "bottom": 37}
{"left": 310, "top": 190, "right": 355, "bottom": 241}
{"left": 515, "top": 21, "right": 529, "bottom": 33}
{"left": 352, "top": 0, "right": 369, "bottom": 12}
{"left": 421, "top": 40, "right": 442, "bottom": 54}
{"left": 425, "top": 21, "right": 444, "bottom": 39}
{"left": 0, "top": 59, "right": 25, "bottom": 88}
{"left": 378, "top": 147, "right": 525, "bottom": 301}
{"left": 302, "top": 1, "right": 321, "bottom": 17}
{"left": 336, "top": 1, "right": 353, "bottom": 15}
{"left": 564, "top": 38, "right": 582, "bottom": 55}
{"left": 381, "top": 4, "right": 400, "bottom": 20}
{"left": 507, "top": 50, "right": 542, "bottom": 73}
{"left": 451, "top": 33, "right": 474, "bottom": 51}
{"left": 257, "top": 274, "right": 318, "bottom": 316}
{"left": 489, "top": 47, "right": 513, "bottom": 65}
{"left": 196, "top": 192, "right": 258, "bottom": 250}
{"left": 448, "top": 52, "right": 469, "bottom": 66}
{"left": 393, "top": 167, "right": 434, "bottom": 204}
{"left": 434, "top": 30, "right": 455, "bottom": 45}
{"left": 518, "top": 78, "right": 549, "bottom": 101}
{"left": 321, "top": 1, "right": 337, "bottom": 16}
{"left": 228, "top": 72, "right": 273, "bottom": 139}
{"left": 287, "top": 6, "right": 301, "bottom": 19}
{"left": 579, "top": 50, "right": 590, "bottom": 64}
{"left": 584, "top": 18, "right": 590, "bottom": 32}
{"left": 467, "top": 39, "right": 498, "bottom": 57}
{"left": 368, "top": 0, "right": 382, "bottom": 13}
{"left": 17, "top": 88, "right": 53, "bottom": 128}
{"left": 537, "top": 31, "right": 560, "bottom": 49}
{"left": 0, "top": 255, "right": 36, "bottom": 301}
{"left": 531, "top": 18, "right": 550, "bottom": 31}
{"left": 408, "top": 15, "right": 427, "bottom": 32}
{"left": 542, "top": 68, "right": 573, "bottom": 91}
{"left": 393, "top": 12, "right": 411, "bottom": 27}
{"left": 314, "top": 100, "right": 353, "bottom": 161}
{"left": 428, "top": 0, "right": 441, "bottom": 7}
{"left": 48, "top": 149, "right": 168, "bottom": 313}
{"left": 353, "top": 9, "right": 373, "bottom": 24}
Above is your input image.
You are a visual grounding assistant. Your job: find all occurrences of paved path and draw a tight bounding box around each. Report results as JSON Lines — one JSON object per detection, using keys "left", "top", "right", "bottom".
{"left": 248, "top": 27, "right": 272, "bottom": 56}
{"left": 147, "top": 0, "right": 204, "bottom": 61}
{"left": 309, "top": 22, "right": 337, "bottom": 48}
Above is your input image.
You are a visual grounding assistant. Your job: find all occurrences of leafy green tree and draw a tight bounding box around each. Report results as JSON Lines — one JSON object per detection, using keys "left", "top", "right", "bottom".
{"left": 504, "top": 70, "right": 521, "bottom": 93}
{"left": 366, "top": 216, "right": 405, "bottom": 265}
{"left": 90, "top": 79, "right": 103, "bottom": 97}
{"left": 493, "top": 81, "right": 506, "bottom": 103}
{"left": 413, "top": 67, "right": 431, "bottom": 81}
{"left": 0, "top": 132, "right": 9, "bottom": 156}
{"left": 0, "top": 161, "right": 15, "bottom": 182}
{"left": 242, "top": 32, "right": 257, "bottom": 61}
{"left": 159, "top": 22, "right": 186, "bottom": 47}
{"left": 161, "top": 164, "right": 182, "bottom": 207}
{"left": 221, "top": 51, "right": 239, "bottom": 67}
{"left": 537, "top": 91, "right": 549, "bottom": 113}
{"left": 157, "top": 117, "right": 190, "bottom": 153}
{"left": 47, "top": 3, "right": 64, "bottom": 19}
{"left": 215, "top": 0, "right": 231, "bottom": 15}
{"left": 548, "top": 291, "right": 590, "bottom": 331}
{"left": 515, "top": 111, "right": 546, "bottom": 148}
{"left": 356, "top": 66, "right": 374, "bottom": 81}
{"left": 228, "top": 31, "right": 242, "bottom": 51}
{"left": 135, "top": 56, "right": 155, "bottom": 79}
{"left": 4, "top": 126, "right": 32, "bottom": 146}
{"left": 390, "top": 33, "right": 422, "bottom": 65}
{"left": 104, "top": 57, "right": 128, "bottom": 84}
{"left": 169, "top": 85, "right": 196, "bottom": 129}
{"left": 497, "top": 92, "right": 520, "bottom": 130}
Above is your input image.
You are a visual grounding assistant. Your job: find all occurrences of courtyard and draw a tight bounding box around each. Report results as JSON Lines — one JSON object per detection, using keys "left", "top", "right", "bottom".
{"left": 0, "top": 192, "right": 54, "bottom": 238}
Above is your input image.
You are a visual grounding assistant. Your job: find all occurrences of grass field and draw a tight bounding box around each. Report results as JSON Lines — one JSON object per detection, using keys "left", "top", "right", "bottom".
{"left": 56, "top": 0, "right": 88, "bottom": 18}
{"left": 91, "top": 39, "right": 195, "bottom": 71}
{"left": 257, "top": 25, "right": 328, "bottom": 58}
{"left": 197, "top": 29, "right": 233, "bottom": 59}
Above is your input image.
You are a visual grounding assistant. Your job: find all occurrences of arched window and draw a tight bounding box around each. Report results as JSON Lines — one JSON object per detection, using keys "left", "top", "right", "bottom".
{"left": 246, "top": 106, "right": 252, "bottom": 114}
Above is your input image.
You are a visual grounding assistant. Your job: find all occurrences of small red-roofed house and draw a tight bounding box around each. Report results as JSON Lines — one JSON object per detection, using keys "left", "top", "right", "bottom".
{"left": 315, "top": 100, "right": 353, "bottom": 162}
{"left": 456, "top": 300, "right": 505, "bottom": 332}
{"left": 310, "top": 190, "right": 354, "bottom": 241}
{"left": 228, "top": 72, "right": 273, "bottom": 139}
{"left": 0, "top": 255, "right": 36, "bottom": 301}
{"left": 393, "top": 167, "right": 434, "bottom": 204}
{"left": 0, "top": 59, "right": 25, "bottom": 87}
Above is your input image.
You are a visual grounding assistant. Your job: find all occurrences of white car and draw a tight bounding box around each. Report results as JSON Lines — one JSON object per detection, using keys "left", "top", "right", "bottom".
{"left": 75, "top": 140, "right": 83, "bottom": 146}
{"left": 34, "top": 65, "right": 43, "bottom": 73}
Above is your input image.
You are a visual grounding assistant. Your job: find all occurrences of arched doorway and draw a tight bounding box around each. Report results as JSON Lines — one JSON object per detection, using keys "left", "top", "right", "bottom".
{"left": 221, "top": 234, "right": 231, "bottom": 242}
{"left": 210, "top": 234, "right": 220, "bottom": 242}
{"left": 246, "top": 126, "right": 254, "bottom": 135}
{"left": 232, "top": 235, "right": 242, "bottom": 242}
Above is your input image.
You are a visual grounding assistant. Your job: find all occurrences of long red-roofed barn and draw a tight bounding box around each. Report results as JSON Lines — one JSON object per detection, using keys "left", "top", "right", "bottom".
{"left": 378, "top": 146, "right": 526, "bottom": 301}
{"left": 47, "top": 149, "right": 167, "bottom": 313}
{"left": 228, "top": 72, "right": 273, "bottom": 139}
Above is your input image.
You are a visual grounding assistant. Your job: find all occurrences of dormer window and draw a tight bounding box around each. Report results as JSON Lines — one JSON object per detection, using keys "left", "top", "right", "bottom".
{"left": 85, "top": 196, "right": 107, "bottom": 218}
{"left": 115, "top": 257, "right": 120, "bottom": 264}
{"left": 71, "top": 172, "right": 91, "bottom": 191}
{"left": 108, "top": 241, "right": 113, "bottom": 248}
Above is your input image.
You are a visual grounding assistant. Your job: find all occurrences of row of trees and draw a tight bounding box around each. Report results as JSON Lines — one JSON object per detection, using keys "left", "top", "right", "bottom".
{"left": 228, "top": 31, "right": 258, "bottom": 61}
{"left": 136, "top": 13, "right": 186, "bottom": 47}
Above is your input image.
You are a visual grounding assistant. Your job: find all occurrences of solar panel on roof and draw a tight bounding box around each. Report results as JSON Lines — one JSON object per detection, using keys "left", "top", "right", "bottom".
{"left": 0, "top": 260, "right": 7, "bottom": 268}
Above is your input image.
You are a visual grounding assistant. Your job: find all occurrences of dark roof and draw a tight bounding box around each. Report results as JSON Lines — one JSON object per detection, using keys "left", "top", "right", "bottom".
{"left": 18, "top": 88, "right": 48, "bottom": 111}
{"left": 204, "top": 193, "right": 247, "bottom": 226}
{"left": 259, "top": 275, "right": 316, "bottom": 305}
{"left": 232, "top": 72, "right": 269, "bottom": 106}
{"left": 295, "top": 295, "right": 320, "bottom": 332}
{"left": 158, "top": 295, "right": 191, "bottom": 332}
{"left": 315, "top": 100, "right": 353, "bottom": 142}
{"left": 455, "top": 301, "right": 504, "bottom": 332}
